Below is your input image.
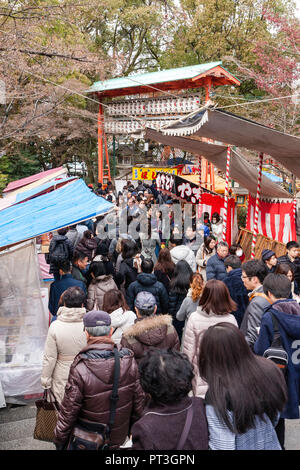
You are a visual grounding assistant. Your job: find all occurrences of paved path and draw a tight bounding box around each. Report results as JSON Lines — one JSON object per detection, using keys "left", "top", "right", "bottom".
{"left": 0, "top": 404, "right": 299, "bottom": 450}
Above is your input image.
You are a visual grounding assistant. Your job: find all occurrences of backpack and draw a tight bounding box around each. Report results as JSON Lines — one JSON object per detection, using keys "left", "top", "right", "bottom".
{"left": 263, "top": 313, "right": 288, "bottom": 377}
{"left": 49, "top": 239, "right": 69, "bottom": 265}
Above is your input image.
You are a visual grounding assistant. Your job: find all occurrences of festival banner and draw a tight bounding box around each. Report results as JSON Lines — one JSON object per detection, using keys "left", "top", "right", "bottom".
{"left": 246, "top": 195, "right": 296, "bottom": 243}
{"left": 156, "top": 172, "right": 235, "bottom": 244}
{"left": 132, "top": 167, "right": 177, "bottom": 181}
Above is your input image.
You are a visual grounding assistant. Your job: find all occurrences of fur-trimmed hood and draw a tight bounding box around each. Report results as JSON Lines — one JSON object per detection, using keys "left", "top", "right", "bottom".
{"left": 122, "top": 314, "right": 173, "bottom": 346}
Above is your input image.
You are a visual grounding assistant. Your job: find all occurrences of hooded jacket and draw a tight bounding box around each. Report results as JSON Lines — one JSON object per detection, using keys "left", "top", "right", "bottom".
{"left": 41, "top": 306, "right": 87, "bottom": 403}
{"left": 170, "top": 245, "right": 196, "bottom": 272}
{"left": 86, "top": 274, "right": 117, "bottom": 311}
{"left": 110, "top": 307, "right": 137, "bottom": 344}
{"left": 54, "top": 339, "right": 145, "bottom": 449}
{"left": 126, "top": 273, "right": 169, "bottom": 314}
{"left": 120, "top": 314, "right": 180, "bottom": 364}
{"left": 254, "top": 299, "right": 300, "bottom": 419}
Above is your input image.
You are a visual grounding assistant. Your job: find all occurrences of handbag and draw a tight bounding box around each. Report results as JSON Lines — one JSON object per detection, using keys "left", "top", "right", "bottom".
{"left": 33, "top": 389, "right": 60, "bottom": 442}
{"left": 66, "top": 344, "right": 120, "bottom": 450}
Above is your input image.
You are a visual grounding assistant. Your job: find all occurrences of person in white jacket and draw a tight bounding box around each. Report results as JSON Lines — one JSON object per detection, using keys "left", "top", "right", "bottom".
{"left": 169, "top": 234, "right": 197, "bottom": 272}
{"left": 102, "top": 288, "right": 136, "bottom": 344}
{"left": 41, "top": 286, "right": 87, "bottom": 403}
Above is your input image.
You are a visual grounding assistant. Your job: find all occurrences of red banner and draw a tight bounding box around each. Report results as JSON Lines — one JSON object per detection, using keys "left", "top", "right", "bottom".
{"left": 246, "top": 195, "right": 296, "bottom": 243}
{"left": 156, "top": 172, "right": 235, "bottom": 244}
{"left": 201, "top": 192, "right": 235, "bottom": 245}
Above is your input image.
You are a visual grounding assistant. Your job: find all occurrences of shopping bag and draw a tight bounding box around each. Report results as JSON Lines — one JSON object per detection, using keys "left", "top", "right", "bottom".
{"left": 33, "top": 389, "right": 60, "bottom": 442}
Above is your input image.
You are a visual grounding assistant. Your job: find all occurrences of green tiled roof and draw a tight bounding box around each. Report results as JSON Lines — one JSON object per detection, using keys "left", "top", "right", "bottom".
{"left": 86, "top": 62, "right": 223, "bottom": 93}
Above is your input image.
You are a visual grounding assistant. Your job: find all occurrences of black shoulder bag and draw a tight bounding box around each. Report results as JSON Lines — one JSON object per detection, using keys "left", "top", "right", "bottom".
{"left": 66, "top": 345, "right": 120, "bottom": 451}
{"left": 263, "top": 314, "right": 288, "bottom": 378}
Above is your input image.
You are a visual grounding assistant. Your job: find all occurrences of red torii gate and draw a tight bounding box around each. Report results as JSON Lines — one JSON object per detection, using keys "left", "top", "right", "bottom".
{"left": 86, "top": 63, "right": 241, "bottom": 185}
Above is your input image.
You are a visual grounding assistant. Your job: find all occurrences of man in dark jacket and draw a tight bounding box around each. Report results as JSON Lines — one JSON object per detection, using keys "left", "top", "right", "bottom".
{"left": 71, "top": 251, "right": 89, "bottom": 286}
{"left": 223, "top": 255, "right": 249, "bottom": 327}
{"left": 261, "top": 249, "right": 277, "bottom": 273}
{"left": 47, "top": 228, "right": 74, "bottom": 281}
{"left": 121, "top": 292, "right": 180, "bottom": 364}
{"left": 240, "top": 259, "right": 269, "bottom": 349}
{"left": 206, "top": 241, "right": 228, "bottom": 281}
{"left": 277, "top": 241, "right": 300, "bottom": 285}
{"left": 254, "top": 273, "right": 300, "bottom": 449}
{"left": 126, "top": 259, "right": 169, "bottom": 314}
{"left": 48, "top": 260, "right": 86, "bottom": 320}
{"left": 54, "top": 310, "right": 145, "bottom": 450}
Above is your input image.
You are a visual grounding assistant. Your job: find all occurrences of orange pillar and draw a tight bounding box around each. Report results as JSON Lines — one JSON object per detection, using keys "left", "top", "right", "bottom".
{"left": 98, "top": 103, "right": 104, "bottom": 184}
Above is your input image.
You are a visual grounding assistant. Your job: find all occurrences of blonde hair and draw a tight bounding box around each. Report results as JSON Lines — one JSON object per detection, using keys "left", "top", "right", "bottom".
{"left": 191, "top": 273, "right": 204, "bottom": 302}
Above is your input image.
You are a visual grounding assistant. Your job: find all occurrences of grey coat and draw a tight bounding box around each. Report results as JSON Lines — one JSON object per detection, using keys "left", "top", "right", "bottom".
{"left": 240, "top": 285, "right": 271, "bottom": 349}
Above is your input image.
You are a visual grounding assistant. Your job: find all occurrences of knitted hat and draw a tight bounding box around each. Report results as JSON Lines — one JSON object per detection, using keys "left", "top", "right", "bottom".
{"left": 261, "top": 249, "right": 275, "bottom": 262}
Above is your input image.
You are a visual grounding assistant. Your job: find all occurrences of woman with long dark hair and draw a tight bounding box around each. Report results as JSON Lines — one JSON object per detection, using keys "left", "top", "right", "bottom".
{"left": 154, "top": 247, "right": 176, "bottom": 292}
{"left": 119, "top": 239, "right": 140, "bottom": 290}
{"left": 196, "top": 235, "right": 216, "bottom": 280}
{"left": 199, "top": 323, "right": 287, "bottom": 450}
{"left": 168, "top": 260, "right": 193, "bottom": 341}
{"left": 182, "top": 279, "right": 237, "bottom": 397}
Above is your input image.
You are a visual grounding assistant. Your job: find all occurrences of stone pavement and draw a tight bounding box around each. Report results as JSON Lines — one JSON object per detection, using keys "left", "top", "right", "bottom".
{"left": 0, "top": 404, "right": 299, "bottom": 450}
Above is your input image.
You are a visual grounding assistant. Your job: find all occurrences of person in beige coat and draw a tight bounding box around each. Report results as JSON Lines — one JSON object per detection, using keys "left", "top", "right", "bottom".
{"left": 196, "top": 236, "right": 217, "bottom": 280}
{"left": 86, "top": 261, "right": 117, "bottom": 311}
{"left": 182, "top": 280, "right": 238, "bottom": 398}
{"left": 41, "top": 286, "right": 87, "bottom": 403}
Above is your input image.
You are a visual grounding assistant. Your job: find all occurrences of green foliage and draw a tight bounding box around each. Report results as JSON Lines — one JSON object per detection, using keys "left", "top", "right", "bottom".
{"left": 237, "top": 206, "right": 248, "bottom": 228}
{"left": 0, "top": 149, "right": 43, "bottom": 194}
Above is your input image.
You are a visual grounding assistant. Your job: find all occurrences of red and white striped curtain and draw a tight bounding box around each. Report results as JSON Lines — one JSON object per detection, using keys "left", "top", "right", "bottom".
{"left": 246, "top": 195, "right": 297, "bottom": 243}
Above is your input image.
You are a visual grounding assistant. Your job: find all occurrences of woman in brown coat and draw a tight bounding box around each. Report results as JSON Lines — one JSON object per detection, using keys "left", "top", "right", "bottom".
{"left": 86, "top": 261, "right": 117, "bottom": 311}
{"left": 182, "top": 280, "right": 238, "bottom": 398}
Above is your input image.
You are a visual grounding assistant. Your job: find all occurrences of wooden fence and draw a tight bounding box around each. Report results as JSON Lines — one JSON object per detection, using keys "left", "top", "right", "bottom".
{"left": 236, "top": 228, "right": 287, "bottom": 261}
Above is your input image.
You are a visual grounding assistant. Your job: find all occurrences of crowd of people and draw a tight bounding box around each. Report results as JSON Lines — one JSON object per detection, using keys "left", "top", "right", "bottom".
{"left": 41, "top": 179, "right": 300, "bottom": 451}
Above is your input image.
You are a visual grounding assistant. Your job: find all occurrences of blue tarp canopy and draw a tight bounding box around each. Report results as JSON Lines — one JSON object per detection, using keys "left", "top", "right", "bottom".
{"left": 262, "top": 171, "right": 283, "bottom": 183}
{"left": 0, "top": 179, "right": 114, "bottom": 248}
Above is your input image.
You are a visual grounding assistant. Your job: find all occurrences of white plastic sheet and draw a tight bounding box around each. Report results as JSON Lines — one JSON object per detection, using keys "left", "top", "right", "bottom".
{"left": 0, "top": 240, "right": 48, "bottom": 398}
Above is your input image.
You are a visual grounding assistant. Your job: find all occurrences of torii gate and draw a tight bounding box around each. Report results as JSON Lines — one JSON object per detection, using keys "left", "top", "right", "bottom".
{"left": 86, "top": 62, "right": 240, "bottom": 185}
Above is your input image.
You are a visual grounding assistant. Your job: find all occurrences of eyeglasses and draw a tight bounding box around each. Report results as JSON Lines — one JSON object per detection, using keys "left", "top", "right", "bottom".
{"left": 241, "top": 275, "right": 251, "bottom": 280}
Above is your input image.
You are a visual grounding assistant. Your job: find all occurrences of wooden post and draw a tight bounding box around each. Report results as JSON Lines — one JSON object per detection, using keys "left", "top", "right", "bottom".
{"left": 250, "top": 152, "right": 264, "bottom": 259}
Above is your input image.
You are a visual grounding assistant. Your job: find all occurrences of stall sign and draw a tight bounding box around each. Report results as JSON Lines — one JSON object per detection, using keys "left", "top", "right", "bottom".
{"left": 132, "top": 167, "right": 177, "bottom": 181}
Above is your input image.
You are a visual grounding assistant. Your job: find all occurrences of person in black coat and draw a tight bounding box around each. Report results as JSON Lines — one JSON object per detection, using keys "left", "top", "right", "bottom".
{"left": 261, "top": 249, "right": 277, "bottom": 273}
{"left": 169, "top": 260, "right": 193, "bottom": 342}
{"left": 126, "top": 259, "right": 169, "bottom": 314}
{"left": 119, "top": 239, "right": 139, "bottom": 290}
{"left": 47, "top": 228, "right": 74, "bottom": 281}
{"left": 223, "top": 255, "right": 249, "bottom": 327}
{"left": 277, "top": 241, "right": 300, "bottom": 286}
